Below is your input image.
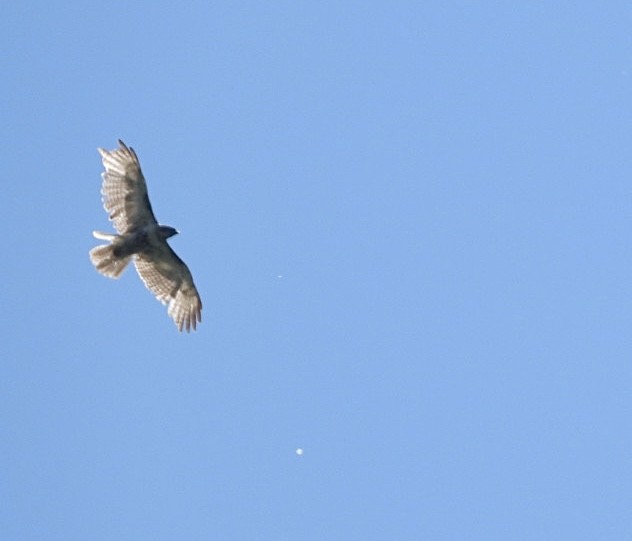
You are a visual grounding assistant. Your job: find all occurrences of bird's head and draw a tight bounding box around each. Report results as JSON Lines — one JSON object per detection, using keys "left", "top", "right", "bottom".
{"left": 158, "top": 225, "right": 179, "bottom": 240}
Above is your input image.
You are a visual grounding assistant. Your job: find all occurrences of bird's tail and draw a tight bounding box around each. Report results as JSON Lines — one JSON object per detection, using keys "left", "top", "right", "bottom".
{"left": 89, "top": 231, "right": 131, "bottom": 278}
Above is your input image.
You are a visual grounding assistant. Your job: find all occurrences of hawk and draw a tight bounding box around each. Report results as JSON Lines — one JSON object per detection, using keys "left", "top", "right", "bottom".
{"left": 89, "top": 140, "right": 202, "bottom": 332}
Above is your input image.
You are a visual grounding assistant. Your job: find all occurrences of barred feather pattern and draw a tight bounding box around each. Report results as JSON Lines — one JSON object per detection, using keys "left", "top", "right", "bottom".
{"left": 90, "top": 140, "right": 202, "bottom": 332}
{"left": 89, "top": 243, "right": 131, "bottom": 278}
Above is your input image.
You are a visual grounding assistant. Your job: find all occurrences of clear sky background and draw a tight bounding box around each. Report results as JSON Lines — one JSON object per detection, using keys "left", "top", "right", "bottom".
{"left": 2, "top": 2, "right": 632, "bottom": 539}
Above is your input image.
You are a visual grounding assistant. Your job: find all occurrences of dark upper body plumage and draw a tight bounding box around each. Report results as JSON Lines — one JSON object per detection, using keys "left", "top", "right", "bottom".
{"left": 90, "top": 140, "right": 202, "bottom": 332}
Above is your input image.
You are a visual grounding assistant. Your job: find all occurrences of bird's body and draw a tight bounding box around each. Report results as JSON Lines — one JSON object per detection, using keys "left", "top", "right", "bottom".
{"left": 89, "top": 140, "right": 202, "bottom": 332}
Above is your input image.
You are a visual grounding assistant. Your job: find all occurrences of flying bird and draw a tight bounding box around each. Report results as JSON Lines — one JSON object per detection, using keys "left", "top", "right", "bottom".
{"left": 89, "top": 140, "right": 202, "bottom": 332}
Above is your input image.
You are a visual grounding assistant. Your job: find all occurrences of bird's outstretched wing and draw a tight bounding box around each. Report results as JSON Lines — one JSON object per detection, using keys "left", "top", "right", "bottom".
{"left": 98, "top": 140, "right": 158, "bottom": 234}
{"left": 134, "top": 244, "right": 203, "bottom": 332}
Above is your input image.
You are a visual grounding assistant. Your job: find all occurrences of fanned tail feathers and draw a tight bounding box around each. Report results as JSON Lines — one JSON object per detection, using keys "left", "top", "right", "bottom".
{"left": 89, "top": 234, "right": 131, "bottom": 278}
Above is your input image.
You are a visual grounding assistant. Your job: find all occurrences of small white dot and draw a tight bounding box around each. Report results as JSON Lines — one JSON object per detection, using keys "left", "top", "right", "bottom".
{"left": 295, "top": 448, "right": 303, "bottom": 456}
{"left": 277, "top": 275, "right": 283, "bottom": 279}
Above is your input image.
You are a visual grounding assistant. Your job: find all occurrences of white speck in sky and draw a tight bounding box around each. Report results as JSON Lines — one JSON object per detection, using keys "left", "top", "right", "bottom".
{"left": 295, "top": 448, "right": 303, "bottom": 456}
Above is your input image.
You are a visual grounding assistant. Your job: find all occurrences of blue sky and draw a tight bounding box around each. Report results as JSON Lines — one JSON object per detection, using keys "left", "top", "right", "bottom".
{"left": 2, "top": 2, "right": 632, "bottom": 539}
